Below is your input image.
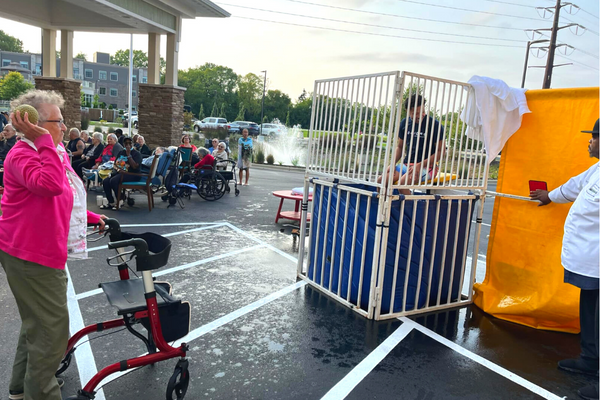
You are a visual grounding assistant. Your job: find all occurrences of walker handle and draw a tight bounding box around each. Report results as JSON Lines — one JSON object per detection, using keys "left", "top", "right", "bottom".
{"left": 107, "top": 238, "right": 148, "bottom": 254}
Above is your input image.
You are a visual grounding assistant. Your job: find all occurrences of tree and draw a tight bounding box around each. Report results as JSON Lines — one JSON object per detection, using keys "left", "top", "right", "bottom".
{"left": 211, "top": 102, "right": 218, "bottom": 118}
{"left": 93, "top": 94, "right": 99, "bottom": 109}
{"left": 0, "top": 30, "right": 24, "bottom": 53}
{"left": 219, "top": 103, "right": 227, "bottom": 119}
{"left": 263, "top": 90, "right": 292, "bottom": 122}
{"left": 75, "top": 52, "right": 87, "bottom": 61}
{"left": 237, "top": 73, "right": 262, "bottom": 122}
{"left": 236, "top": 103, "right": 246, "bottom": 121}
{"left": 111, "top": 49, "right": 148, "bottom": 68}
{"left": 298, "top": 89, "right": 308, "bottom": 102}
{"left": 285, "top": 110, "right": 290, "bottom": 127}
{"left": 198, "top": 104, "right": 205, "bottom": 120}
{"left": 0, "top": 72, "right": 34, "bottom": 100}
{"left": 289, "top": 95, "right": 312, "bottom": 128}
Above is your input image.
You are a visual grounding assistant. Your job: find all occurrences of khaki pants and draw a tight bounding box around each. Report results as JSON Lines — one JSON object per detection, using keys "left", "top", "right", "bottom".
{"left": 0, "top": 249, "right": 69, "bottom": 400}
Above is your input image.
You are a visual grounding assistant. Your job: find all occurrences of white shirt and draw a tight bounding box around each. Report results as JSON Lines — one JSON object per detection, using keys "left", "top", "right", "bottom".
{"left": 549, "top": 162, "right": 600, "bottom": 278}
{"left": 460, "top": 76, "right": 531, "bottom": 163}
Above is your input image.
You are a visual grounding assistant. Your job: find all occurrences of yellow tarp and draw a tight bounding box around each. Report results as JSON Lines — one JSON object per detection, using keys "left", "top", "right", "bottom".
{"left": 473, "top": 87, "right": 599, "bottom": 334}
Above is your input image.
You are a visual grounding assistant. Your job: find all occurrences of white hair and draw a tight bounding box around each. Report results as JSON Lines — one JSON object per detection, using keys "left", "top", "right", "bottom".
{"left": 10, "top": 89, "right": 65, "bottom": 121}
{"left": 3, "top": 123, "right": 15, "bottom": 133}
{"left": 107, "top": 133, "right": 117, "bottom": 142}
{"left": 92, "top": 132, "right": 104, "bottom": 141}
{"left": 69, "top": 127, "right": 80, "bottom": 136}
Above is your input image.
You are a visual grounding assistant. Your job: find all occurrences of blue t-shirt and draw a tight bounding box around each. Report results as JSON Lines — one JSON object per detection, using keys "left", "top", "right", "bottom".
{"left": 398, "top": 116, "right": 444, "bottom": 164}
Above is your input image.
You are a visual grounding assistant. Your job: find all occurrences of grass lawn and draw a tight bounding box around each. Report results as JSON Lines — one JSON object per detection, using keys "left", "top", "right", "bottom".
{"left": 89, "top": 121, "right": 123, "bottom": 128}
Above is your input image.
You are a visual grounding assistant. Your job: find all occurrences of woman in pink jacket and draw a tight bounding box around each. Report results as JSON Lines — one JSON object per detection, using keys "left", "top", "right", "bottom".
{"left": 0, "top": 90, "right": 106, "bottom": 400}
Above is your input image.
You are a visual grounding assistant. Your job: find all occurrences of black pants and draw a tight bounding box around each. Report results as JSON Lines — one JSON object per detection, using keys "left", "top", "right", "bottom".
{"left": 73, "top": 158, "right": 96, "bottom": 179}
{"left": 103, "top": 173, "right": 140, "bottom": 205}
{"left": 580, "top": 288, "right": 599, "bottom": 362}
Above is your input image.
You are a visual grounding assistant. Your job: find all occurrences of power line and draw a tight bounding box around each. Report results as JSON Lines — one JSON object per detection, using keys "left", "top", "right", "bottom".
{"left": 535, "top": 29, "right": 600, "bottom": 59}
{"left": 555, "top": 53, "right": 600, "bottom": 70}
{"left": 277, "top": 0, "right": 526, "bottom": 31}
{"left": 559, "top": 13, "right": 600, "bottom": 35}
{"left": 219, "top": 3, "right": 526, "bottom": 42}
{"left": 479, "top": 0, "right": 535, "bottom": 8}
{"left": 577, "top": 5, "right": 599, "bottom": 19}
{"left": 231, "top": 15, "right": 523, "bottom": 47}
{"left": 395, "top": 0, "right": 551, "bottom": 22}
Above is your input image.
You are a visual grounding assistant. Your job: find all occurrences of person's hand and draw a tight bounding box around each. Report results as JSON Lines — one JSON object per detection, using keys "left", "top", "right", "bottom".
{"left": 94, "top": 215, "right": 108, "bottom": 233}
{"left": 530, "top": 189, "right": 551, "bottom": 207}
{"left": 10, "top": 111, "right": 50, "bottom": 142}
{"left": 0, "top": 186, "right": 4, "bottom": 195}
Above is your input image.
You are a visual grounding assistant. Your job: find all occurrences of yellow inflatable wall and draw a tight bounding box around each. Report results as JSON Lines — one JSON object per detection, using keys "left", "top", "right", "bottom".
{"left": 473, "top": 87, "right": 599, "bottom": 334}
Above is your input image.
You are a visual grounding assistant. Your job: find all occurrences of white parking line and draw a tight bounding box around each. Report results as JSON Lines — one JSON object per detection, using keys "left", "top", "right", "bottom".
{"left": 95, "top": 280, "right": 308, "bottom": 389}
{"left": 66, "top": 266, "right": 106, "bottom": 400}
{"left": 320, "top": 322, "right": 414, "bottom": 400}
{"left": 399, "top": 317, "right": 565, "bottom": 400}
{"left": 87, "top": 223, "right": 225, "bottom": 252}
{"left": 75, "top": 244, "right": 266, "bottom": 300}
{"left": 223, "top": 222, "right": 298, "bottom": 264}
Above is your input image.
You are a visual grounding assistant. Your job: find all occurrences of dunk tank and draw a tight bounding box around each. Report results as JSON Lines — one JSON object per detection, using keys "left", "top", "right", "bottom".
{"left": 295, "top": 71, "right": 488, "bottom": 320}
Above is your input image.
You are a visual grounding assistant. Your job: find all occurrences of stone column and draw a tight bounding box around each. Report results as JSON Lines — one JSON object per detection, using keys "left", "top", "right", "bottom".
{"left": 138, "top": 84, "right": 186, "bottom": 149}
{"left": 34, "top": 77, "right": 82, "bottom": 134}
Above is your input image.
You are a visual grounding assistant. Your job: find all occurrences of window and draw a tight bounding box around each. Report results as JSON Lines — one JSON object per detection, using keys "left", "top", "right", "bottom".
{"left": 110, "top": 88, "right": 118, "bottom": 97}
{"left": 2, "top": 59, "right": 10, "bottom": 67}
{"left": 110, "top": 72, "right": 118, "bottom": 81}
{"left": 132, "top": 90, "right": 137, "bottom": 97}
{"left": 84, "top": 94, "right": 93, "bottom": 105}
{"left": 20, "top": 61, "right": 29, "bottom": 69}
{"left": 99, "top": 87, "right": 106, "bottom": 95}
{"left": 35, "top": 63, "right": 41, "bottom": 75}
{"left": 85, "top": 69, "right": 93, "bottom": 79}
{"left": 99, "top": 71, "right": 107, "bottom": 80}
{"left": 132, "top": 75, "right": 137, "bottom": 82}
{"left": 141, "top": 76, "right": 147, "bottom": 83}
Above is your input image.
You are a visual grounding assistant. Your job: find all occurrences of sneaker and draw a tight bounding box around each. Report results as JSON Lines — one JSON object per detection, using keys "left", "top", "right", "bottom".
{"left": 8, "top": 391, "right": 24, "bottom": 400}
{"left": 579, "top": 384, "right": 599, "bottom": 400}
{"left": 558, "top": 358, "right": 599, "bottom": 376}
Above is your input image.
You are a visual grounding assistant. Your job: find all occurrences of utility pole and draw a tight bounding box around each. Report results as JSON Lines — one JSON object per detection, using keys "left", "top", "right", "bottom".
{"left": 127, "top": 34, "right": 133, "bottom": 134}
{"left": 542, "top": 0, "right": 561, "bottom": 89}
{"left": 260, "top": 70, "right": 266, "bottom": 135}
{"left": 522, "top": 39, "right": 549, "bottom": 88}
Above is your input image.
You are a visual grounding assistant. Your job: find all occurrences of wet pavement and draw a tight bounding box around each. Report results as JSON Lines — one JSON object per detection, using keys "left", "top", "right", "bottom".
{"left": 0, "top": 166, "right": 594, "bottom": 400}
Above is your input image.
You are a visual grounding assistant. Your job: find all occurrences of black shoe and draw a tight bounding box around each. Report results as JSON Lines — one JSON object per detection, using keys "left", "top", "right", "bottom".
{"left": 558, "top": 358, "right": 599, "bottom": 376}
{"left": 8, "top": 379, "right": 63, "bottom": 400}
{"left": 579, "top": 384, "right": 599, "bottom": 400}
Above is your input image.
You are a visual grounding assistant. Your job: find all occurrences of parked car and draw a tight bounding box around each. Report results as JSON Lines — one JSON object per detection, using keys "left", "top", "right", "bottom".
{"left": 123, "top": 115, "right": 138, "bottom": 129}
{"left": 193, "top": 117, "right": 229, "bottom": 132}
{"left": 228, "top": 121, "right": 260, "bottom": 136}
{"left": 260, "top": 123, "right": 287, "bottom": 137}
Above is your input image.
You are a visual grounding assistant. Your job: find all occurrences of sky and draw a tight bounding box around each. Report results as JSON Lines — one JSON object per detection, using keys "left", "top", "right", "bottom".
{"left": 0, "top": 0, "right": 598, "bottom": 101}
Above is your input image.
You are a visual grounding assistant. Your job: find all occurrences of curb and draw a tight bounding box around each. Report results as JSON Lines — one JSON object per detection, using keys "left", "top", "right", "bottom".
{"left": 251, "top": 164, "right": 306, "bottom": 173}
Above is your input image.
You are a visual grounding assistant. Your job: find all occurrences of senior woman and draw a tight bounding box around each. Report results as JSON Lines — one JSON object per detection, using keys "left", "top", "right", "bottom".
{"left": 73, "top": 132, "right": 105, "bottom": 179}
{"left": 0, "top": 90, "right": 106, "bottom": 400}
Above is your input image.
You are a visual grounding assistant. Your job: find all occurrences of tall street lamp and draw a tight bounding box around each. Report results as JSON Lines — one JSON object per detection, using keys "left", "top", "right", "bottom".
{"left": 260, "top": 70, "right": 266, "bottom": 135}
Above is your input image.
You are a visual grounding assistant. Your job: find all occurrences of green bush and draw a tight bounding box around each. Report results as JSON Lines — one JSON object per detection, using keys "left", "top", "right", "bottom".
{"left": 94, "top": 126, "right": 102, "bottom": 133}
{"left": 255, "top": 146, "right": 265, "bottom": 164}
{"left": 266, "top": 154, "right": 274, "bottom": 165}
{"left": 201, "top": 126, "right": 228, "bottom": 140}
{"left": 108, "top": 127, "right": 115, "bottom": 133}
{"left": 291, "top": 157, "right": 299, "bottom": 167}
{"left": 81, "top": 114, "right": 89, "bottom": 131}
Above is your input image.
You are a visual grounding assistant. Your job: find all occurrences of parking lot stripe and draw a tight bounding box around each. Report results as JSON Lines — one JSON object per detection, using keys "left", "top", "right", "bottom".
{"left": 87, "top": 223, "right": 224, "bottom": 252}
{"left": 66, "top": 265, "right": 106, "bottom": 400}
{"left": 121, "top": 222, "right": 216, "bottom": 227}
{"left": 75, "top": 244, "right": 266, "bottom": 300}
{"left": 320, "top": 322, "right": 414, "bottom": 400}
{"left": 95, "top": 280, "right": 308, "bottom": 389}
{"left": 400, "top": 317, "right": 565, "bottom": 400}
{"left": 223, "top": 222, "right": 298, "bottom": 264}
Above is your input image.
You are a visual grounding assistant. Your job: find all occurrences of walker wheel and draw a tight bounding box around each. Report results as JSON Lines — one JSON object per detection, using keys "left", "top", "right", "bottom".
{"left": 56, "top": 348, "right": 74, "bottom": 376}
{"left": 127, "top": 198, "right": 135, "bottom": 206}
{"left": 235, "top": 189, "right": 240, "bottom": 196}
{"left": 166, "top": 359, "right": 189, "bottom": 400}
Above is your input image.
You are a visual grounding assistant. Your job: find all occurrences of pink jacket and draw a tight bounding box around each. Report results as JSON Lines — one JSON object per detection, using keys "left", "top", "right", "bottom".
{"left": 0, "top": 134, "right": 101, "bottom": 269}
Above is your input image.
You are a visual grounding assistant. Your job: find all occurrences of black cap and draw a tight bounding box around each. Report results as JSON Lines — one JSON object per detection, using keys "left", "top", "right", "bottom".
{"left": 582, "top": 118, "right": 599, "bottom": 135}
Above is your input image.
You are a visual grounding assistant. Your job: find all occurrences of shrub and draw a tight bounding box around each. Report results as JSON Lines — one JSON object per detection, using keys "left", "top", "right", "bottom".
{"left": 192, "top": 132, "right": 200, "bottom": 141}
{"left": 81, "top": 112, "right": 90, "bottom": 131}
{"left": 94, "top": 126, "right": 102, "bottom": 133}
{"left": 183, "top": 111, "right": 194, "bottom": 128}
{"left": 115, "top": 117, "right": 122, "bottom": 124}
{"left": 201, "top": 126, "right": 228, "bottom": 140}
{"left": 108, "top": 127, "right": 115, "bottom": 133}
{"left": 266, "top": 154, "right": 274, "bottom": 165}
{"left": 99, "top": 119, "right": 107, "bottom": 124}
{"left": 119, "top": 109, "right": 124, "bottom": 115}
{"left": 291, "top": 157, "right": 299, "bottom": 167}
{"left": 278, "top": 161, "right": 283, "bottom": 165}
{"left": 108, "top": 104, "right": 114, "bottom": 110}
{"left": 255, "top": 146, "right": 265, "bottom": 164}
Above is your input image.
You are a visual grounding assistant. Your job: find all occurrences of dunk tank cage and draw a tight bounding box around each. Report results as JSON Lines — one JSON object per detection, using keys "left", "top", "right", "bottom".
{"left": 296, "top": 71, "right": 488, "bottom": 320}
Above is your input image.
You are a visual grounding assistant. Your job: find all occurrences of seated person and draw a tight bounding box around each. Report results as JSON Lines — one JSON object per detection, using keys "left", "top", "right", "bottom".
{"left": 136, "top": 135, "right": 152, "bottom": 158}
{"left": 180, "top": 134, "right": 197, "bottom": 152}
{"left": 73, "top": 132, "right": 105, "bottom": 179}
{"left": 194, "top": 147, "right": 215, "bottom": 171}
{"left": 377, "top": 94, "right": 445, "bottom": 195}
{"left": 83, "top": 133, "right": 123, "bottom": 181}
{"left": 0, "top": 123, "right": 18, "bottom": 165}
{"left": 100, "top": 137, "right": 143, "bottom": 210}
{"left": 141, "top": 147, "right": 165, "bottom": 173}
{"left": 81, "top": 130, "right": 93, "bottom": 145}
{"left": 67, "top": 127, "right": 86, "bottom": 163}
{"left": 212, "top": 142, "right": 228, "bottom": 170}
{"left": 208, "top": 138, "right": 219, "bottom": 153}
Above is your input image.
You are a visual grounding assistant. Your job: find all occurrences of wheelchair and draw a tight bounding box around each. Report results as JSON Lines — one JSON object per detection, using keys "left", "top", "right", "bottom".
{"left": 194, "top": 159, "right": 240, "bottom": 201}
{"left": 59, "top": 219, "right": 191, "bottom": 400}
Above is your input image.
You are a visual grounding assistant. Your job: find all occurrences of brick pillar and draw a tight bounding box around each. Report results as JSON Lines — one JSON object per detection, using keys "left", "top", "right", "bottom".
{"left": 138, "top": 84, "right": 186, "bottom": 149}
{"left": 34, "top": 77, "right": 82, "bottom": 137}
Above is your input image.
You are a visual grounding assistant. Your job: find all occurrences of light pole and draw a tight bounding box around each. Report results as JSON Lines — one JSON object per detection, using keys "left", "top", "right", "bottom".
{"left": 521, "top": 39, "right": 549, "bottom": 88}
{"left": 260, "top": 70, "right": 266, "bottom": 135}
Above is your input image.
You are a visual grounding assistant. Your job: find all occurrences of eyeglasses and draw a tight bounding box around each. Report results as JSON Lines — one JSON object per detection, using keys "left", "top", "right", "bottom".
{"left": 40, "top": 119, "right": 65, "bottom": 125}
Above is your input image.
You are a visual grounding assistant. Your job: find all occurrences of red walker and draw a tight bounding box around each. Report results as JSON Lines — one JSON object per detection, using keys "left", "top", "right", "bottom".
{"left": 59, "top": 219, "right": 191, "bottom": 400}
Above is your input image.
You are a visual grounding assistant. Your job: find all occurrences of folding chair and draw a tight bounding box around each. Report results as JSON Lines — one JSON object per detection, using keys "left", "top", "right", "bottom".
{"left": 178, "top": 147, "right": 193, "bottom": 179}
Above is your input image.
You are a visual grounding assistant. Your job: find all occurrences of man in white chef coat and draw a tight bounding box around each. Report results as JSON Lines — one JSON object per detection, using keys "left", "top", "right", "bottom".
{"left": 531, "top": 118, "right": 599, "bottom": 400}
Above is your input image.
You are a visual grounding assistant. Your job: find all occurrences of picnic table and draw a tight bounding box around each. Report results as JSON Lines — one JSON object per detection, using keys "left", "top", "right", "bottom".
{"left": 272, "top": 190, "right": 312, "bottom": 223}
